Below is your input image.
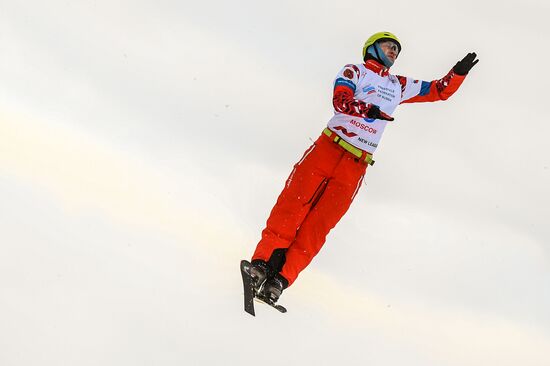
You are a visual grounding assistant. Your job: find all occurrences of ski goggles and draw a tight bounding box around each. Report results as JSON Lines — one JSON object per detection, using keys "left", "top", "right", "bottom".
{"left": 379, "top": 40, "right": 400, "bottom": 54}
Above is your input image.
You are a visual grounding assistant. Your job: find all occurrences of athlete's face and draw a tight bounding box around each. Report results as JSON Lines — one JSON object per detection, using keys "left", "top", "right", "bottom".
{"left": 379, "top": 41, "right": 399, "bottom": 63}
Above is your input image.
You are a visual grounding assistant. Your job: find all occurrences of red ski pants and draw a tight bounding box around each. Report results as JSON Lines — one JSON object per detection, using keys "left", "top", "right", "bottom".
{"left": 252, "top": 131, "right": 368, "bottom": 286}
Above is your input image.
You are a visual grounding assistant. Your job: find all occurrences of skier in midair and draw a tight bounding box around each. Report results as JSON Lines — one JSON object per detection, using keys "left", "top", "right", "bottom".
{"left": 247, "top": 31, "right": 478, "bottom": 304}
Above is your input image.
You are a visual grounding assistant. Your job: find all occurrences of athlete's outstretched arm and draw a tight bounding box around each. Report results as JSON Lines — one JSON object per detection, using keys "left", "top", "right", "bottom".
{"left": 399, "top": 52, "right": 479, "bottom": 104}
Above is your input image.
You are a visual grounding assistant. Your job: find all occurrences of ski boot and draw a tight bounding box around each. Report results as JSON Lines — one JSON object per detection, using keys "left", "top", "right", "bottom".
{"left": 249, "top": 259, "right": 270, "bottom": 293}
{"left": 261, "top": 273, "right": 288, "bottom": 304}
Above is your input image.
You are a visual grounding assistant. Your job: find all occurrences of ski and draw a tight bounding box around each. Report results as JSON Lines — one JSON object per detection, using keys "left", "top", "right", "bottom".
{"left": 254, "top": 293, "right": 287, "bottom": 313}
{"left": 240, "top": 260, "right": 256, "bottom": 316}
{"left": 240, "top": 260, "right": 287, "bottom": 315}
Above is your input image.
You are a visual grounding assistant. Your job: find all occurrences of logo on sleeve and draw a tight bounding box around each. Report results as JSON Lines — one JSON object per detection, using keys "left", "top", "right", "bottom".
{"left": 343, "top": 68, "right": 354, "bottom": 79}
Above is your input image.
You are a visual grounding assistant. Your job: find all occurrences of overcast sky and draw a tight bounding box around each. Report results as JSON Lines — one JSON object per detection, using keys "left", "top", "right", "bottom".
{"left": 1, "top": 1, "right": 550, "bottom": 365}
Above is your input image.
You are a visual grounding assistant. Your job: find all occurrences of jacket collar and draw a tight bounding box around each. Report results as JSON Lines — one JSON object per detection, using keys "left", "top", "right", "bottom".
{"left": 364, "top": 59, "right": 390, "bottom": 77}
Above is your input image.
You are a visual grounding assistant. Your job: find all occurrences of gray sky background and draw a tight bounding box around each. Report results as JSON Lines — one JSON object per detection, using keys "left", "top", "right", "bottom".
{"left": 1, "top": 1, "right": 550, "bottom": 365}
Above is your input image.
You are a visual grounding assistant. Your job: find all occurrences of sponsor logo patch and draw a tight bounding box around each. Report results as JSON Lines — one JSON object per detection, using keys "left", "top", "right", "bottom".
{"left": 362, "top": 85, "right": 376, "bottom": 95}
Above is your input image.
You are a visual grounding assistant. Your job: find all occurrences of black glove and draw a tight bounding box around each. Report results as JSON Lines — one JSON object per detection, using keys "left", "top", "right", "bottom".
{"left": 453, "top": 52, "right": 479, "bottom": 75}
{"left": 367, "top": 104, "right": 394, "bottom": 121}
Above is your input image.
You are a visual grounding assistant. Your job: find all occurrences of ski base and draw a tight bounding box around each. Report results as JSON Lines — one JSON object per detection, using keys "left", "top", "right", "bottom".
{"left": 240, "top": 260, "right": 256, "bottom": 316}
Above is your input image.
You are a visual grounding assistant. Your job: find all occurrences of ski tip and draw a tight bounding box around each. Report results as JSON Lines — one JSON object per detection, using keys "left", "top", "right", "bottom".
{"left": 276, "top": 305, "right": 287, "bottom": 313}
